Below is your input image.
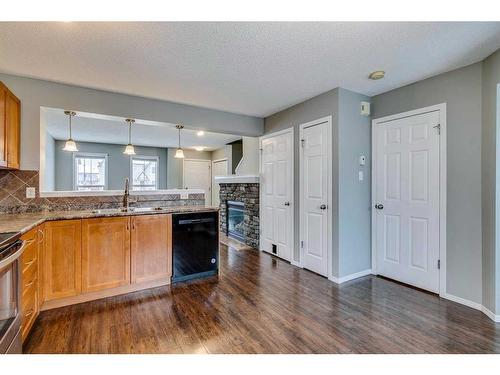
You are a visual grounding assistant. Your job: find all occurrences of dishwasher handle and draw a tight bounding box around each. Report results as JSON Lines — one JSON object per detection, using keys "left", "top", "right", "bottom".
{"left": 177, "top": 218, "right": 215, "bottom": 225}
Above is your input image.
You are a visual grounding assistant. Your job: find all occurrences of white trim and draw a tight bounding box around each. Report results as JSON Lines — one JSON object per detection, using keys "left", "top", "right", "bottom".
{"left": 182, "top": 158, "right": 212, "bottom": 204}
{"left": 441, "top": 293, "right": 500, "bottom": 323}
{"left": 214, "top": 175, "right": 259, "bottom": 184}
{"left": 330, "top": 269, "right": 373, "bottom": 284}
{"left": 130, "top": 155, "right": 160, "bottom": 190}
{"left": 211, "top": 157, "right": 228, "bottom": 205}
{"left": 72, "top": 152, "right": 109, "bottom": 191}
{"left": 371, "top": 103, "right": 447, "bottom": 297}
{"left": 40, "top": 188, "right": 204, "bottom": 198}
{"left": 299, "top": 116, "right": 333, "bottom": 279}
{"left": 258, "top": 127, "right": 294, "bottom": 260}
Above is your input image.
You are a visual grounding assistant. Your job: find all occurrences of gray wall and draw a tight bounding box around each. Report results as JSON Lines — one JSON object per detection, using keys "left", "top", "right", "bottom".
{"left": 230, "top": 141, "right": 243, "bottom": 173}
{"left": 372, "top": 63, "right": 483, "bottom": 304}
{"left": 481, "top": 49, "right": 500, "bottom": 313}
{"left": 54, "top": 141, "right": 168, "bottom": 190}
{"left": 0, "top": 72, "right": 263, "bottom": 171}
{"left": 265, "top": 88, "right": 339, "bottom": 269}
{"left": 338, "top": 89, "right": 372, "bottom": 277}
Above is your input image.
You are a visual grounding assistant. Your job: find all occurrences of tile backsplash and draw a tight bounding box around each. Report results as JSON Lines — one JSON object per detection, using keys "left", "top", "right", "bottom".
{"left": 0, "top": 170, "right": 204, "bottom": 213}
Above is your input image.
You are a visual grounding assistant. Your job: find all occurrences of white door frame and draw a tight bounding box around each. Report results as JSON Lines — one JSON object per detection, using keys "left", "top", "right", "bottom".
{"left": 258, "top": 127, "right": 294, "bottom": 259}
{"left": 371, "top": 103, "right": 447, "bottom": 297}
{"left": 182, "top": 158, "right": 212, "bottom": 203}
{"left": 299, "top": 116, "right": 333, "bottom": 279}
{"left": 211, "top": 158, "right": 228, "bottom": 205}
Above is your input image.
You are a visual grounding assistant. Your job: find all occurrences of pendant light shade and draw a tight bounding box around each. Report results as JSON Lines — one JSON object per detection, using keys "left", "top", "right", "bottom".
{"left": 123, "top": 118, "right": 136, "bottom": 155}
{"left": 174, "top": 125, "right": 185, "bottom": 159}
{"left": 63, "top": 111, "right": 78, "bottom": 152}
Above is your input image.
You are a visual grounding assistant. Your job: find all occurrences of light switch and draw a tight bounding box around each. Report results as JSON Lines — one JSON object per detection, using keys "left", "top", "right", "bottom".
{"left": 358, "top": 171, "right": 364, "bottom": 181}
{"left": 26, "top": 187, "right": 36, "bottom": 199}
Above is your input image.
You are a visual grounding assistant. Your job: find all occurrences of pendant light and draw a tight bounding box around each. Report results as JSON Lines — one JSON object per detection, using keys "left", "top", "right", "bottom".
{"left": 62, "top": 111, "right": 78, "bottom": 152}
{"left": 174, "top": 125, "right": 185, "bottom": 159}
{"left": 123, "top": 118, "right": 136, "bottom": 155}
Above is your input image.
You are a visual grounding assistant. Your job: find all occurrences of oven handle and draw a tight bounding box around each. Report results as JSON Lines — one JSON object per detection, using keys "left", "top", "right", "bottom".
{"left": 0, "top": 240, "right": 27, "bottom": 270}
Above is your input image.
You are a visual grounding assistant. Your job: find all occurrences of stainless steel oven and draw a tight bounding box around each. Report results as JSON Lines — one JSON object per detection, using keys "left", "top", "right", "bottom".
{"left": 0, "top": 232, "right": 25, "bottom": 354}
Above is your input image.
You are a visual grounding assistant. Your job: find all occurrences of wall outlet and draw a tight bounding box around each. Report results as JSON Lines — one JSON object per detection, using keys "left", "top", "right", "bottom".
{"left": 26, "top": 187, "right": 36, "bottom": 199}
{"left": 180, "top": 192, "right": 189, "bottom": 200}
{"left": 359, "top": 155, "right": 366, "bottom": 166}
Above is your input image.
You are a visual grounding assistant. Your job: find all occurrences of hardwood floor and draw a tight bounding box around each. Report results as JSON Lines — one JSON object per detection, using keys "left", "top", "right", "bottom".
{"left": 24, "top": 244, "right": 500, "bottom": 354}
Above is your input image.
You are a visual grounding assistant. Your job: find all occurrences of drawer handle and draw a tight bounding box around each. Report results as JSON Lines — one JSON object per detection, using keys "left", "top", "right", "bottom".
{"left": 25, "top": 279, "right": 35, "bottom": 288}
{"left": 25, "top": 309, "right": 34, "bottom": 317}
{"left": 24, "top": 258, "right": 36, "bottom": 267}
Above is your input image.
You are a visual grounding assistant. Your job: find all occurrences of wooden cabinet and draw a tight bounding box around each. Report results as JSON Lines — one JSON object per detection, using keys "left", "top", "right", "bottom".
{"left": 20, "top": 228, "right": 39, "bottom": 342}
{"left": 37, "top": 224, "right": 45, "bottom": 309}
{"left": 0, "top": 81, "right": 20, "bottom": 169}
{"left": 43, "top": 220, "right": 82, "bottom": 301}
{"left": 81, "top": 217, "right": 131, "bottom": 293}
{"left": 131, "top": 214, "right": 172, "bottom": 284}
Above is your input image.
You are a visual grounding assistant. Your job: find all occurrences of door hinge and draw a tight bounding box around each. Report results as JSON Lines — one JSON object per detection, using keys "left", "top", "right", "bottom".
{"left": 433, "top": 123, "right": 441, "bottom": 135}
{"left": 301, "top": 139, "right": 305, "bottom": 148}
{"left": 300, "top": 240, "right": 304, "bottom": 249}
{"left": 437, "top": 259, "right": 441, "bottom": 269}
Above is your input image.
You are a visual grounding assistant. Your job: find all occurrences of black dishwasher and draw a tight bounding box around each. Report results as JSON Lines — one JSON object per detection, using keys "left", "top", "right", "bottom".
{"left": 172, "top": 211, "right": 219, "bottom": 283}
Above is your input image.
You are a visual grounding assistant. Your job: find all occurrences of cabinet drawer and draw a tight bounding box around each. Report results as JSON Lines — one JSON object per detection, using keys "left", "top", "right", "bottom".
{"left": 22, "top": 261, "right": 38, "bottom": 291}
{"left": 21, "top": 238, "right": 38, "bottom": 270}
{"left": 21, "top": 282, "right": 38, "bottom": 342}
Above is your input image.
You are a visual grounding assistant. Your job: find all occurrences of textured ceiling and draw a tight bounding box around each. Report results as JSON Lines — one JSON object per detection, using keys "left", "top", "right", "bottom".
{"left": 1, "top": 22, "right": 500, "bottom": 117}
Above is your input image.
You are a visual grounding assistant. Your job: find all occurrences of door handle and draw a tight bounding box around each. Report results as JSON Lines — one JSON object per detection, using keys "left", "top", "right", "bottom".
{"left": 320, "top": 204, "right": 327, "bottom": 210}
{"left": 284, "top": 202, "right": 290, "bottom": 206}
{"left": 374, "top": 204, "right": 384, "bottom": 210}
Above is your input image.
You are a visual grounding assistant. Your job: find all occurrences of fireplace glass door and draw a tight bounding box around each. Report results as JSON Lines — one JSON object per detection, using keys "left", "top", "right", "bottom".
{"left": 227, "top": 201, "right": 245, "bottom": 242}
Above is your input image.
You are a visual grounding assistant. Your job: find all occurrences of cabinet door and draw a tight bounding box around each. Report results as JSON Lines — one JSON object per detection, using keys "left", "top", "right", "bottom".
{"left": 131, "top": 214, "right": 172, "bottom": 284}
{"left": 44, "top": 220, "right": 82, "bottom": 301}
{"left": 82, "top": 217, "right": 131, "bottom": 293}
{"left": 5, "top": 91, "right": 20, "bottom": 169}
{"left": 37, "top": 224, "right": 45, "bottom": 308}
{"left": 0, "top": 85, "right": 6, "bottom": 166}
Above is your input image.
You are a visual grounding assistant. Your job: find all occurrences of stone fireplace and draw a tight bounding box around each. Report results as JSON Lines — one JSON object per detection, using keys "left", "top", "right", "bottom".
{"left": 217, "top": 178, "right": 259, "bottom": 249}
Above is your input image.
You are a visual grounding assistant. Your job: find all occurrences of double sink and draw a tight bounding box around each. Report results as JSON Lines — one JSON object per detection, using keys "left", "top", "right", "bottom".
{"left": 91, "top": 207, "right": 171, "bottom": 214}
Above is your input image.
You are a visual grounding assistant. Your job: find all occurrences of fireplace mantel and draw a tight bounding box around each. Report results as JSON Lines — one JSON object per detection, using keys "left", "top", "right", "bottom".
{"left": 214, "top": 175, "right": 260, "bottom": 184}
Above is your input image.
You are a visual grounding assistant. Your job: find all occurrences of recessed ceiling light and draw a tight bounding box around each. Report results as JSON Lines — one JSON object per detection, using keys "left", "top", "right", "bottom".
{"left": 197, "top": 130, "right": 205, "bottom": 136}
{"left": 369, "top": 71, "right": 385, "bottom": 80}
{"left": 194, "top": 146, "right": 205, "bottom": 151}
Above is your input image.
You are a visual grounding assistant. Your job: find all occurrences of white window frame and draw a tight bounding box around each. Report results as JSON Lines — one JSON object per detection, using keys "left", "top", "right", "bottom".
{"left": 72, "top": 152, "right": 109, "bottom": 191}
{"left": 130, "top": 155, "right": 160, "bottom": 191}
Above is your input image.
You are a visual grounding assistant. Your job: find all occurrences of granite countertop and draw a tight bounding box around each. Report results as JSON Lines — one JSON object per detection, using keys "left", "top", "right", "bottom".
{"left": 0, "top": 205, "right": 219, "bottom": 235}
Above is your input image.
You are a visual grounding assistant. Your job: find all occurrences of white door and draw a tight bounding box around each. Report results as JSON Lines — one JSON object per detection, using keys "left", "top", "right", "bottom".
{"left": 183, "top": 159, "right": 212, "bottom": 205}
{"left": 300, "top": 120, "right": 330, "bottom": 277}
{"left": 374, "top": 111, "right": 440, "bottom": 293}
{"left": 260, "top": 130, "right": 293, "bottom": 261}
{"left": 212, "top": 159, "right": 228, "bottom": 207}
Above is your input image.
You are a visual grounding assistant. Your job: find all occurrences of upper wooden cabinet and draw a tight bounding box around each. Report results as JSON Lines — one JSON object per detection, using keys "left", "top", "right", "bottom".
{"left": 81, "top": 217, "right": 131, "bottom": 293}
{"left": 43, "top": 220, "right": 82, "bottom": 301}
{"left": 131, "top": 214, "right": 172, "bottom": 284}
{"left": 0, "top": 81, "right": 20, "bottom": 169}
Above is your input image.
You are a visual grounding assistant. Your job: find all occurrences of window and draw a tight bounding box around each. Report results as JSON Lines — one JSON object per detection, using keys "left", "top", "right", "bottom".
{"left": 131, "top": 156, "right": 159, "bottom": 190}
{"left": 73, "top": 153, "right": 108, "bottom": 191}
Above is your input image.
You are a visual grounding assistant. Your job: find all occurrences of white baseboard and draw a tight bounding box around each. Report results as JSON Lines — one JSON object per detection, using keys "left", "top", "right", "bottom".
{"left": 329, "top": 269, "right": 372, "bottom": 284}
{"left": 291, "top": 260, "right": 302, "bottom": 268}
{"left": 441, "top": 292, "right": 500, "bottom": 323}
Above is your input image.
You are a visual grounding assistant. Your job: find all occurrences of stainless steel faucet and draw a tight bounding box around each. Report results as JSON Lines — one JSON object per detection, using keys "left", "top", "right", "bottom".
{"left": 123, "top": 177, "right": 130, "bottom": 210}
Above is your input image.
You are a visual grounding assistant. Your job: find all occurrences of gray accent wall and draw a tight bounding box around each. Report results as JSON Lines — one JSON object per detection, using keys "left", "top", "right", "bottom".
{"left": 371, "top": 62, "right": 483, "bottom": 304}
{"left": 265, "top": 88, "right": 372, "bottom": 278}
{"left": 338, "top": 89, "right": 372, "bottom": 277}
{"left": 482, "top": 49, "right": 500, "bottom": 314}
{"left": 0, "top": 72, "right": 263, "bottom": 171}
{"left": 54, "top": 141, "right": 168, "bottom": 190}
